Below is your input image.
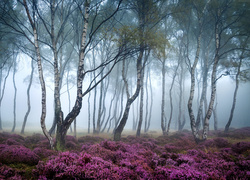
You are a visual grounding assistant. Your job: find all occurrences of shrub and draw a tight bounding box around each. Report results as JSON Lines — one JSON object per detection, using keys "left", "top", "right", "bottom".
{"left": 231, "top": 142, "right": 250, "bottom": 154}
{"left": 0, "top": 164, "right": 23, "bottom": 180}
{"left": 0, "top": 144, "right": 39, "bottom": 165}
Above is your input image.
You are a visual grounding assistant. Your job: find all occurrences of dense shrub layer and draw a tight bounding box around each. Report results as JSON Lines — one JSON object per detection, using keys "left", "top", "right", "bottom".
{"left": 0, "top": 129, "right": 249, "bottom": 179}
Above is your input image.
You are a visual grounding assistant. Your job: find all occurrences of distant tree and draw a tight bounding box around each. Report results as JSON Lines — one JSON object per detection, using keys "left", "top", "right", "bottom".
{"left": 21, "top": 57, "right": 34, "bottom": 134}
{"left": 225, "top": 36, "right": 250, "bottom": 132}
{"left": 114, "top": 0, "right": 166, "bottom": 140}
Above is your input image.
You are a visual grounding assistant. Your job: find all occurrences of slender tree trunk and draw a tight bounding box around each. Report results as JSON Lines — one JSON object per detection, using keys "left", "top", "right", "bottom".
{"left": 55, "top": 1, "right": 90, "bottom": 150}
{"left": 136, "top": 50, "right": 149, "bottom": 137}
{"left": 23, "top": 0, "right": 54, "bottom": 148}
{"left": 96, "top": 73, "right": 104, "bottom": 134}
{"left": 225, "top": 52, "right": 243, "bottom": 132}
{"left": 114, "top": 50, "right": 143, "bottom": 141}
{"left": 136, "top": 66, "right": 144, "bottom": 137}
{"left": 87, "top": 91, "right": 91, "bottom": 134}
{"left": 213, "top": 94, "right": 218, "bottom": 131}
{"left": 196, "top": 64, "right": 208, "bottom": 130}
{"left": 11, "top": 59, "right": 17, "bottom": 133}
{"left": 21, "top": 59, "right": 34, "bottom": 134}
{"left": 92, "top": 52, "right": 97, "bottom": 133}
{"left": 0, "top": 63, "right": 12, "bottom": 130}
{"left": 178, "top": 61, "right": 183, "bottom": 131}
{"left": 0, "top": 69, "right": 2, "bottom": 130}
{"left": 202, "top": 21, "right": 220, "bottom": 140}
{"left": 161, "top": 58, "right": 167, "bottom": 135}
{"left": 167, "top": 62, "right": 179, "bottom": 134}
{"left": 146, "top": 69, "right": 153, "bottom": 132}
{"left": 144, "top": 66, "right": 149, "bottom": 133}
{"left": 188, "top": 34, "right": 201, "bottom": 142}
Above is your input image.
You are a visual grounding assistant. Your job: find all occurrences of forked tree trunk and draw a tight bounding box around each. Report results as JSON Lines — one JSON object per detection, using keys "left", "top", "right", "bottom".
{"left": 55, "top": 2, "right": 90, "bottom": 150}
{"left": 114, "top": 50, "right": 143, "bottom": 141}
{"left": 202, "top": 21, "right": 220, "bottom": 140}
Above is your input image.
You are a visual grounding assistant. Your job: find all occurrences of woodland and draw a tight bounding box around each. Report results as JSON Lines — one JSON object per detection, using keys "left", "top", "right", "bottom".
{"left": 0, "top": 0, "right": 250, "bottom": 179}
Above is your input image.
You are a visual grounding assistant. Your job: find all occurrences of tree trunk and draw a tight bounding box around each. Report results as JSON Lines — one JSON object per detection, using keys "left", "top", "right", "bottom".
{"left": 0, "top": 69, "right": 2, "bottom": 130}
{"left": 136, "top": 50, "right": 149, "bottom": 137}
{"left": 55, "top": 1, "right": 90, "bottom": 150}
{"left": 167, "top": 62, "right": 179, "bottom": 134}
{"left": 146, "top": 68, "right": 153, "bottom": 132}
{"left": 213, "top": 94, "right": 218, "bottom": 131}
{"left": 114, "top": 50, "right": 143, "bottom": 141}
{"left": 21, "top": 59, "right": 34, "bottom": 134}
{"left": 225, "top": 51, "right": 243, "bottom": 132}
{"left": 178, "top": 61, "right": 183, "bottom": 131}
{"left": 11, "top": 59, "right": 17, "bottom": 133}
{"left": 188, "top": 34, "right": 201, "bottom": 142}
{"left": 87, "top": 91, "right": 91, "bottom": 134}
{"left": 202, "top": 21, "right": 220, "bottom": 140}
{"left": 96, "top": 73, "right": 104, "bottom": 134}
{"left": 196, "top": 64, "right": 208, "bottom": 130}
{"left": 144, "top": 66, "right": 149, "bottom": 133}
{"left": 161, "top": 58, "right": 167, "bottom": 135}
{"left": 0, "top": 62, "right": 12, "bottom": 130}
{"left": 136, "top": 66, "right": 144, "bottom": 137}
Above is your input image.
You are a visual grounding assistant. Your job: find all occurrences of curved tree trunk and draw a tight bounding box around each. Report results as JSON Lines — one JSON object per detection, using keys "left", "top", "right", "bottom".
{"left": 188, "top": 34, "right": 201, "bottom": 142}
{"left": 225, "top": 49, "right": 244, "bottom": 132}
{"left": 55, "top": 2, "right": 90, "bottom": 150}
{"left": 202, "top": 21, "right": 220, "bottom": 140}
{"left": 167, "top": 62, "right": 179, "bottom": 134}
{"left": 114, "top": 50, "right": 143, "bottom": 141}
{"left": 21, "top": 59, "right": 34, "bottom": 134}
{"left": 23, "top": 0, "right": 54, "bottom": 149}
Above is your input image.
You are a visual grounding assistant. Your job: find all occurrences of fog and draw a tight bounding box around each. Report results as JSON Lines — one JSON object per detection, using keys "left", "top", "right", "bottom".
{"left": 1, "top": 55, "right": 249, "bottom": 134}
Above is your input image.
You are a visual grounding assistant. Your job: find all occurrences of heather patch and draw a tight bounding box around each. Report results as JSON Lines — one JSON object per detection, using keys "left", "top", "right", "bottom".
{"left": 0, "top": 128, "right": 249, "bottom": 179}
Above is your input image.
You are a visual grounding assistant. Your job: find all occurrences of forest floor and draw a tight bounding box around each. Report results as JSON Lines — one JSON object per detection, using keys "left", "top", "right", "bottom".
{"left": 0, "top": 127, "right": 249, "bottom": 179}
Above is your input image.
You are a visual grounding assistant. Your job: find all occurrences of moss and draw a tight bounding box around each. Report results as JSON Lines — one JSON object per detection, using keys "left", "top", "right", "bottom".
{"left": 9, "top": 163, "right": 36, "bottom": 179}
